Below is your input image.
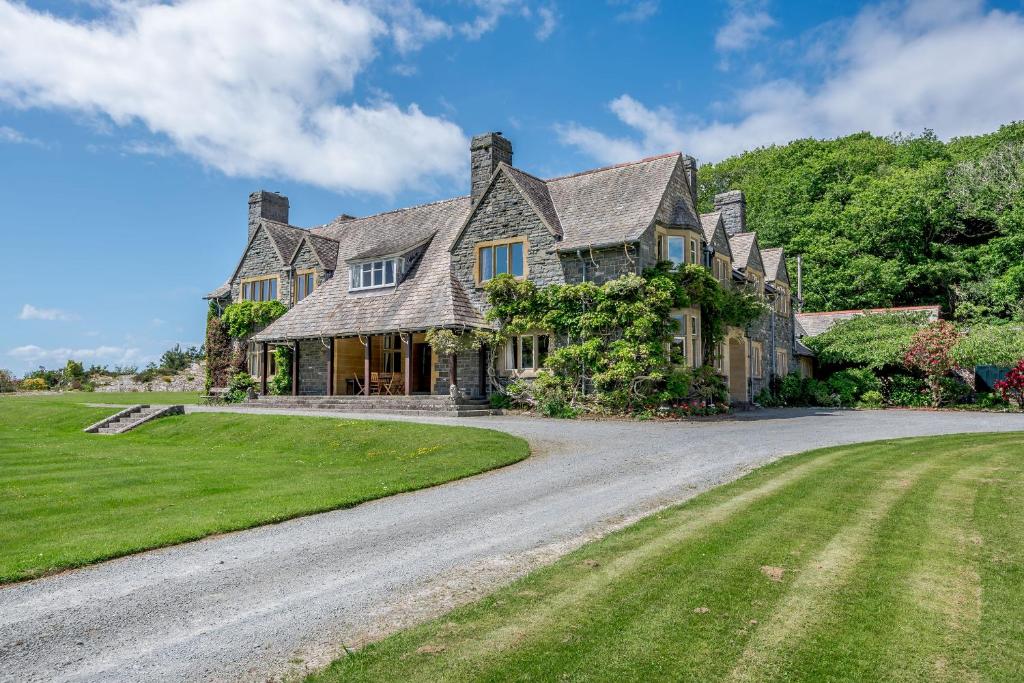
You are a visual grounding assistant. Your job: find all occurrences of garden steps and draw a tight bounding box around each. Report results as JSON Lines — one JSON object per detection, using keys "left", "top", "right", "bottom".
{"left": 247, "top": 395, "right": 500, "bottom": 417}
{"left": 84, "top": 404, "right": 185, "bottom": 434}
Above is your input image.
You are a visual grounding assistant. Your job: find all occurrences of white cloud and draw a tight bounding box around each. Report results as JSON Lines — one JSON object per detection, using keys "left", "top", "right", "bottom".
{"left": 0, "top": 0, "right": 467, "bottom": 195}
{"left": 0, "top": 124, "right": 46, "bottom": 147}
{"left": 8, "top": 344, "right": 141, "bottom": 365}
{"left": 716, "top": 1, "right": 776, "bottom": 52}
{"left": 610, "top": 0, "right": 659, "bottom": 23}
{"left": 535, "top": 5, "right": 558, "bottom": 40}
{"left": 458, "top": 0, "right": 523, "bottom": 40}
{"left": 560, "top": 0, "right": 1024, "bottom": 164}
{"left": 18, "top": 304, "right": 77, "bottom": 321}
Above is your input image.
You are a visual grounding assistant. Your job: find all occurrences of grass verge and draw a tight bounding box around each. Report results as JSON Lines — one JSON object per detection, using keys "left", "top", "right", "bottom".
{"left": 310, "top": 432, "right": 1024, "bottom": 682}
{"left": 0, "top": 395, "right": 528, "bottom": 584}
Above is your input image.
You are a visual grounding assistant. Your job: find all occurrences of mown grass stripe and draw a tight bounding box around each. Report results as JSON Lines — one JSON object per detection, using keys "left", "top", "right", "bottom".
{"left": 725, "top": 460, "right": 934, "bottom": 682}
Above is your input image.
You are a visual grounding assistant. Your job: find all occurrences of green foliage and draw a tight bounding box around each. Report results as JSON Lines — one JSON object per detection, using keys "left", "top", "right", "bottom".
{"left": 884, "top": 374, "right": 930, "bottom": 407}
{"left": 205, "top": 315, "right": 234, "bottom": 391}
{"left": 951, "top": 324, "right": 1024, "bottom": 367}
{"left": 221, "top": 300, "right": 287, "bottom": 339}
{"left": 858, "top": 390, "right": 884, "bottom": 409}
{"left": 225, "top": 371, "right": 257, "bottom": 403}
{"left": 903, "top": 320, "right": 962, "bottom": 406}
{"left": 483, "top": 267, "right": 760, "bottom": 414}
{"left": 805, "top": 312, "right": 932, "bottom": 369}
{"left": 696, "top": 123, "right": 1024, "bottom": 322}
{"left": 160, "top": 344, "right": 203, "bottom": 372}
{"left": 0, "top": 369, "right": 16, "bottom": 393}
{"left": 20, "top": 377, "right": 47, "bottom": 391}
{"left": 995, "top": 359, "right": 1024, "bottom": 409}
{"left": 425, "top": 328, "right": 483, "bottom": 358}
{"left": 268, "top": 346, "right": 292, "bottom": 396}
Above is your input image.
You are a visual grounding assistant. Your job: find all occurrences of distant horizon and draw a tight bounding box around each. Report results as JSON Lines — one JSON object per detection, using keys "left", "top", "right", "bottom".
{"left": 4, "top": 0, "right": 1024, "bottom": 374}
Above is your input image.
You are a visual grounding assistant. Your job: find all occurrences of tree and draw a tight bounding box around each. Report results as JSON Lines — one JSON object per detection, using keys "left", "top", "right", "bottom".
{"left": 951, "top": 324, "right": 1024, "bottom": 367}
{"left": 903, "top": 320, "right": 962, "bottom": 406}
{"left": 994, "top": 359, "right": 1024, "bottom": 409}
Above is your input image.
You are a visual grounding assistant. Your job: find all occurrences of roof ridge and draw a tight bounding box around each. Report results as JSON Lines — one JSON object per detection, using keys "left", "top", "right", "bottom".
{"left": 318, "top": 195, "right": 469, "bottom": 229}
{"left": 544, "top": 151, "right": 681, "bottom": 182}
{"left": 797, "top": 305, "right": 941, "bottom": 316}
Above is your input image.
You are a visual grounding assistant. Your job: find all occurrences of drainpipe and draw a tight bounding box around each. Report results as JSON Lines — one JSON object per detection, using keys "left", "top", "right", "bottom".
{"left": 576, "top": 249, "right": 588, "bottom": 396}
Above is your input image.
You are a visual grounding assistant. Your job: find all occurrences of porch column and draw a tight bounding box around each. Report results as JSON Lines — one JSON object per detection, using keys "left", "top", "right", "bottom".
{"left": 478, "top": 346, "right": 487, "bottom": 397}
{"left": 327, "top": 338, "right": 335, "bottom": 396}
{"left": 363, "top": 336, "right": 371, "bottom": 396}
{"left": 448, "top": 352, "right": 458, "bottom": 395}
{"left": 292, "top": 341, "right": 299, "bottom": 396}
{"left": 260, "top": 342, "right": 268, "bottom": 395}
{"left": 403, "top": 334, "right": 412, "bottom": 396}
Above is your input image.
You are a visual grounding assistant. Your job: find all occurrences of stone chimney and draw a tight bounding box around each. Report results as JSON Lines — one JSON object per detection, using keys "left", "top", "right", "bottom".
{"left": 714, "top": 190, "right": 746, "bottom": 236}
{"left": 470, "top": 132, "right": 513, "bottom": 203}
{"left": 682, "top": 155, "right": 699, "bottom": 205}
{"left": 248, "top": 190, "right": 289, "bottom": 241}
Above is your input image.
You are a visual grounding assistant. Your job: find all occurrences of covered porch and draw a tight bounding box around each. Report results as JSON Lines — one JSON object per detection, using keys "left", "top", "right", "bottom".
{"left": 257, "top": 331, "right": 488, "bottom": 398}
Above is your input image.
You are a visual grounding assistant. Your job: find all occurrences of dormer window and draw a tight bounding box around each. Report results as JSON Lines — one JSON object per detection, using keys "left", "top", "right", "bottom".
{"left": 349, "top": 258, "right": 400, "bottom": 291}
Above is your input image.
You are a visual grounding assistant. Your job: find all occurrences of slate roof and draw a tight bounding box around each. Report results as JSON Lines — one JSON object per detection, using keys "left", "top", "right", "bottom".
{"left": 728, "top": 232, "right": 759, "bottom": 271}
{"left": 699, "top": 211, "right": 733, "bottom": 260}
{"left": 546, "top": 153, "right": 687, "bottom": 251}
{"left": 243, "top": 152, "right": 698, "bottom": 342}
{"left": 255, "top": 197, "right": 484, "bottom": 341}
{"left": 760, "top": 247, "right": 788, "bottom": 284}
{"left": 795, "top": 305, "right": 941, "bottom": 338}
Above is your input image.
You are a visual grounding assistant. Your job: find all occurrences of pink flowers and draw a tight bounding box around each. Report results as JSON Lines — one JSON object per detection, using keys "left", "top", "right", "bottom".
{"left": 903, "top": 321, "right": 961, "bottom": 407}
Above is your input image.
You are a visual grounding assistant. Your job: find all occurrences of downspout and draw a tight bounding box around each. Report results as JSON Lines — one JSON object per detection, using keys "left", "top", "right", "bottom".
{"left": 576, "top": 249, "right": 588, "bottom": 397}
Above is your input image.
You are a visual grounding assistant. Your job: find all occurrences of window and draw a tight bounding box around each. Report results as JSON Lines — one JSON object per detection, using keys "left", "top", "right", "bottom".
{"left": 751, "top": 341, "right": 764, "bottom": 378}
{"left": 689, "top": 238, "right": 698, "bottom": 265}
{"left": 241, "top": 276, "right": 278, "bottom": 302}
{"left": 671, "top": 313, "right": 687, "bottom": 363}
{"left": 713, "top": 256, "right": 732, "bottom": 285}
{"left": 714, "top": 342, "right": 725, "bottom": 372}
{"left": 775, "top": 286, "right": 789, "bottom": 315}
{"left": 349, "top": 258, "right": 399, "bottom": 291}
{"left": 246, "top": 343, "right": 277, "bottom": 378}
{"left": 477, "top": 239, "right": 526, "bottom": 283}
{"left": 505, "top": 334, "right": 551, "bottom": 372}
{"left": 382, "top": 334, "right": 402, "bottom": 373}
{"left": 293, "top": 270, "right": 316, "bottom": 303}
{"left": 776, "top": 349, "right": 788, "bottom": 377}
{"left": 689, "top": 315, "right": 701, "bottom": 367}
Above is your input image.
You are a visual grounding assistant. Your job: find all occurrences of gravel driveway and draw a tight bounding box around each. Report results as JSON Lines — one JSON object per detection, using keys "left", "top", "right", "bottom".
{"left": 2, "top": 408, "right": 1023, "bottom": 682}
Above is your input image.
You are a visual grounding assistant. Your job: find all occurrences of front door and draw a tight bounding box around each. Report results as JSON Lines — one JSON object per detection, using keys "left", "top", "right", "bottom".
{"left": 412, "top": 343, "right": 432, "bottom": 393}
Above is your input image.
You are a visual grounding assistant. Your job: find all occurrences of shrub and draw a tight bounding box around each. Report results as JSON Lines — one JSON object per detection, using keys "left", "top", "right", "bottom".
{"left": 805, "top": 378, "right": 838, "bottom": 407}
{"left": 205, "top": 315, "right": 234, "bottom": 391}
{"left": 20, "top": 377, "right": 47, "bottom": 391}
{"left": 976, "top": 392, "right": 1009, "bottom": 410}
{"left": 225, "top": 371, "right": 258, "bottom": 403}
{"left": 489, "top": 392, "right": 512, "bottom": 409}
{"left": 857, "top": 390, "right": 884, "bottom": 409}
{"left": 160, "top": 344, "right": 203, "bottom": 372}
{"left": 826, "top": 372, "right": 859, "bottom": 406}
{"left": 940, "top": 376, "right": 974, "bottom": 405}
{"left": 994, "top": 359, "right": 1024, "bottom": 409}
{"left": 805, "top": 312, "right": 933, "bottom": 369}
{"left": 0, "top": 369, "right": 16, "bottom": 393}
{"left": 903, "top": 320, "right": 962, "bottom": 406}
{"left": 779, "top": 373, "right": 806, "bottom": 405}
{"left": 885, "top": 374, "right": 930, "bottom": 407}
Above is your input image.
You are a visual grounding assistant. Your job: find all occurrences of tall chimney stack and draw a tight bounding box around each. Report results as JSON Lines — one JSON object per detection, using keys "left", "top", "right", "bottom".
{"left": 248, "top": 190, "right": 289, "bottom": 241}
{"left": 713, "top": 190, "right": 746, "bottom": 236}
{"left": 682, "top": 155, "right": 699, "bottom": 205}
{"left": 470, "top": 132, "right": 513, "bottom": 203}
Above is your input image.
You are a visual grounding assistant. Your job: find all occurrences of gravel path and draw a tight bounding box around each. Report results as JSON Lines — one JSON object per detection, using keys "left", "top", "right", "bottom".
{"left": 2, "top": 408, "right": 1023, "bottom": 682}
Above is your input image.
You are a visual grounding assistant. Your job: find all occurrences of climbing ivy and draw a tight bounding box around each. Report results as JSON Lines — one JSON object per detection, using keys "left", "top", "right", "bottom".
{"left": 221, "top": 300, "right": 287, "bottom": 339}
{"left": 268, "top": 345, "right": 292, "bottom": 395}
{"left": 483, "top": 266, "right": 763, "bottom": 413}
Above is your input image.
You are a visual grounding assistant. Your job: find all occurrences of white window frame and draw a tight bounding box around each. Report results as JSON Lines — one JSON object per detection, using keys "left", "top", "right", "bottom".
{"left": 504, "top": 333, "right": 551, "bottom": 374}
{"left": 349, "top": 258, "right": 400, "bottom": 291}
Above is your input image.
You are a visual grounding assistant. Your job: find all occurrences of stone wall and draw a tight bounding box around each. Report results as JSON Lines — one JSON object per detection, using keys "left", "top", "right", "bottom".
{"left": 451, "top": 172, "right": 566, "bottom": 310}
{"left": 231, "top": 229, "right": 286, "bottom": 303}
{"left": 431, "top": 348, "right": 486, "bottom": 398}
{"left": 558, "top": 244, "right": 643, "bottom": 285}
{"left": 94, "top": 362, "right": 206, "bottom": 393}
{"left": 297, "top": 339, "right": 330, "bottom": 395}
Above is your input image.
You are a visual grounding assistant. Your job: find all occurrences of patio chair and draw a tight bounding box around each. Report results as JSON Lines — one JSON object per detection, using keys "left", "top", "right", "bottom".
{"left": 370, "top": 372, "right": 382, "bottom": 395}
{"left": 352, "top": 372, "right": 365, "bottom": 395}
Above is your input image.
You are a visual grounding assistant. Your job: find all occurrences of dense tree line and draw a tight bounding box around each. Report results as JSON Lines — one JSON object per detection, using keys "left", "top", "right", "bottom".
{"left": 697, "top": 122, "right": 1024, "bottom": 321}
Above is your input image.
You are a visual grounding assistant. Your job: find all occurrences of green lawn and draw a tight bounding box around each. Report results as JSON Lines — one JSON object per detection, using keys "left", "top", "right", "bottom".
{"left": 0, "top": 395, "right": 528, "bottom": 584}
{"left": 17, "top": 390, "right": 206, "bottom": 405}
{"left": 312, "top": 432, "right": 1024, "bottom": 682}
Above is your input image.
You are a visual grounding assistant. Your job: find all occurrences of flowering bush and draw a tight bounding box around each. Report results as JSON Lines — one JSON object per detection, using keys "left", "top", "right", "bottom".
{"left": 994, "top": 359, "right": 1024, "bottom": 409}
{"left": 903, "top": 320, "right": 961, "bottom": 406}
{"left": 20, "top": 377, "right": 47, "bottom": 391}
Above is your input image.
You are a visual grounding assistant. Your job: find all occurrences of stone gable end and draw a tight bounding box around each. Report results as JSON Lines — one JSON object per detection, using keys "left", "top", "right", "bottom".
{"left": 231, "top": 228, "right": 285, "bottom": 302}
{"left": 451, "top": 172, "right": 566, "bottom": 309}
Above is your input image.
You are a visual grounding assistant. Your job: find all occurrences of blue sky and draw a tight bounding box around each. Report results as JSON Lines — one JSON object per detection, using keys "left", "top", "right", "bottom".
{"left": 2, "top": 0, "right": 1023, "bottom": 374}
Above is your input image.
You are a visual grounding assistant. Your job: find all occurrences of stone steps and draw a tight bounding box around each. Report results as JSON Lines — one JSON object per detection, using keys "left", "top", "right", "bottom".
{"left": 84, "top": 404, "right": 185, "bottom": 434}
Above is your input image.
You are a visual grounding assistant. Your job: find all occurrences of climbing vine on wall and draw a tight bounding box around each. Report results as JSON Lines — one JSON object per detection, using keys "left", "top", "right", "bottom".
{"left": 483, "top": 266, "right": 763, "bottom": 413}
{"left": 221, "top": 300, "right": 287, "bottom": 339}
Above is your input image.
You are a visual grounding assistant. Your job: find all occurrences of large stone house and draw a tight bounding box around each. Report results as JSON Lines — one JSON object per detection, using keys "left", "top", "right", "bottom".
{"left": 206, "top": 132, "right": 803, "bottom": 404}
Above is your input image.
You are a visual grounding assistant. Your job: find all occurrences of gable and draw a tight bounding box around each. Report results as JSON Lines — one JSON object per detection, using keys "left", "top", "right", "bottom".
{"left": 655, "top": 156, "right": 700, "bottom": 229}
{"left": 230, "top": 225, "right": 285, "bottom": 284}
{"left": 291, "top": 239, "right": 321, "bottom": 272}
